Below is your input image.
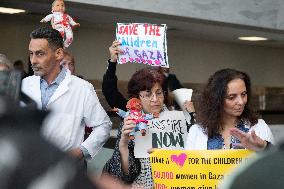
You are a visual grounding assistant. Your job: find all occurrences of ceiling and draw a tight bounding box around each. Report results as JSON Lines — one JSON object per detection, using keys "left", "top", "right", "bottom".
{"left": 2, "top": 0, "right": 284, "bottom": 47}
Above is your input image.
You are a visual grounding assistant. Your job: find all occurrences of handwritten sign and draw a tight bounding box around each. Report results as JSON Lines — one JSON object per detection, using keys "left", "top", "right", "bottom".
{"left": 150, "top": 149, "right": 255, "bottom": 189}
{"left": 134, "top": 111, "right": 189, "bottom": 158}
{"left": 116, "top": 23, "right": 169, "bottom": 68}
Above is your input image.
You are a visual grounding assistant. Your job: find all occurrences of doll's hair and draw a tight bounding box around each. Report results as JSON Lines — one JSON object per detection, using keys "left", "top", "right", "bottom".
{"left": 52, "top": 0, "right": 64, "bottom": 7}
{"left": 126, "top": 98, "right": 142, "bottom": 110}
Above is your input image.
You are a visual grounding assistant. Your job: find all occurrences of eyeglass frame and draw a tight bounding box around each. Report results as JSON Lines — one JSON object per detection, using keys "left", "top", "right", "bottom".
{"left": 139, "top": 89, "right": 165, "bottom": 101}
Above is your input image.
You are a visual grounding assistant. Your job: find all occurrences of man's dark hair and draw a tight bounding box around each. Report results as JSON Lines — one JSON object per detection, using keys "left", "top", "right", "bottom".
{"left": 30, "top": 27, "right": 63, "bottom": 49}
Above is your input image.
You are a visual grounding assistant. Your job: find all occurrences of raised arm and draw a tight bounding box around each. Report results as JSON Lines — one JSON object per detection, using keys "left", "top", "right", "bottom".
{"left": 102, "top": 40, "right": 127, "bottom": 111}
{"left": 67, "top": 14, "right": 80, "bottom": 28}
{"left": 40, "top": 14, "right": 53, "bottom": 23}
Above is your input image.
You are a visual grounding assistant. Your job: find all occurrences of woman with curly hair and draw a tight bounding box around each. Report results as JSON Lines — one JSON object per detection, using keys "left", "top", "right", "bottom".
{"left": 185, "top": 68, "right": 274, "bottom": 151}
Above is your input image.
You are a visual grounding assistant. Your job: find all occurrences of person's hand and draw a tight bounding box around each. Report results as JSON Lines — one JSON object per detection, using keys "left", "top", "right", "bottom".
{"left": 68, "top": 148, "right": 84, "bottom": 160}
{"left": 95, "top": 173, "right": 132, "bottom": 189}
{"left": 40, "top": 19, "right": 45, "bottom": 23}
{"left": 74, "top": 23, "right": 80, "bottom": 28}
{"left": 184, "top": 100, "right": 195, "bottom": 113}
{"left": 109, "top": 40, "right": 121, "bottom": 62}
{"left": 153, "top": 112, "right": 159, "bottom": 118}
{"left": 119, "top": 116, "right": 136, "bottom": 146}
{"left": 147, "top": 148, "right": 159, "bottom": 154}
{"left": 230, "top": 128, "right": 267, "bottom": 151}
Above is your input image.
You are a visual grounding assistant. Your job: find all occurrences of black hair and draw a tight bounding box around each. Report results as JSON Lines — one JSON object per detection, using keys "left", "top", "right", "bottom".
{"left": 30, "top": 27, "right": 63, "bottom": 49}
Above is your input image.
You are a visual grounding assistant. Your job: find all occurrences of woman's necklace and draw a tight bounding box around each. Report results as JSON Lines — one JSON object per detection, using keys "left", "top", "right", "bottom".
{"left": 222, "top": 120, "right": 239, "bottom": 149}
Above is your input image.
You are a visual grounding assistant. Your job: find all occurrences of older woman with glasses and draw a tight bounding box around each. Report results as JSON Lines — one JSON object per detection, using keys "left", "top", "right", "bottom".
{"left": 102, "top": 64, "right": 177, "bottom": 188}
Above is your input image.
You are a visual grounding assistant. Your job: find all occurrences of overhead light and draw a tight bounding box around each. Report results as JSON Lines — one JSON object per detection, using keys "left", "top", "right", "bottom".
{"left": 0, "top": 7, "right": 26, "bottom": 14}
{"left": 238, "top": 36, "right": 268, "bottom": 41}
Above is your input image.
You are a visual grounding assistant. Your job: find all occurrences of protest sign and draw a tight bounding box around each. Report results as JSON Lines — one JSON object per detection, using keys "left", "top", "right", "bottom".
{"left": 116, "top": 23, "right": 169, "bottom": 67}
{"left": 150, "top": 149, "right": 255, "bottom": 189}
{"left": 134, "top": 111, "right": 189, "bottom": 158}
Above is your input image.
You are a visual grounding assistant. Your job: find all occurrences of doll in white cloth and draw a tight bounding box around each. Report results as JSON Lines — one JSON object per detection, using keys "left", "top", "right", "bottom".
{"left": 41, "top": 0, "right": 80, "bottom": 48}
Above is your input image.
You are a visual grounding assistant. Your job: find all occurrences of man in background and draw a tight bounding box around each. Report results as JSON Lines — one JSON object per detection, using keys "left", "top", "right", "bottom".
{"left": 14, "top": 60, "right": 29, "bottom": 78}
{"left": 0, "top": 53, "right": 12, "bottom": 71}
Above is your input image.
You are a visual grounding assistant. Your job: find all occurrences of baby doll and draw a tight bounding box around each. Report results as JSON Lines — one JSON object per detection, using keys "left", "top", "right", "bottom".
{"left": 113, "top": 98, "right": 159, "bottom": 140}
{"left": 40, "top": 0, "right": 80, "bottom": 48}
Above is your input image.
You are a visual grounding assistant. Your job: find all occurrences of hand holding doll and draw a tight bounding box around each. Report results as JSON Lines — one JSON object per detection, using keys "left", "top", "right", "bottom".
{"left": 116, "top": 98, "right": 158, "bottom": 140}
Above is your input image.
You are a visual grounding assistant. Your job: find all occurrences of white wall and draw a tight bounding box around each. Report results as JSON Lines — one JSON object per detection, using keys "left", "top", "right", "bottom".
{"left": 68, "top": 0, "right": 284, "bottom": 30}
{"left": 1, "top": 14, "right": 284, "bottom": 87}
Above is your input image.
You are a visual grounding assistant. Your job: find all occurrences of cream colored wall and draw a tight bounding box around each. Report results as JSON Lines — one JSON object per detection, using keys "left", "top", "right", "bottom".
{"left": 168, "top": 37, "right": 284, "bottom": 86}
{"left": 1, "top": 14, "right": 284, "bottom": 87}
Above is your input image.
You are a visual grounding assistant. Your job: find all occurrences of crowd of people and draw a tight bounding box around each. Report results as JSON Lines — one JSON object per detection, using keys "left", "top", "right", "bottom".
{"left": 0, "top": 24, "right": 276, "bottom": 189}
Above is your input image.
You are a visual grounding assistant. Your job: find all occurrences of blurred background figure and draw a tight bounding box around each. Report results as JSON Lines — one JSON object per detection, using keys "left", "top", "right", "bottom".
{"left": 61, "top": 50, "right": 75, "bottom": 75}
{"left": 61, "top": 50, "right": 84, "bottom": 79}
{"left": 0, "top": 53, "right": 12, "bottom": 71}
{"left": 220, "top": 143, "right": 284, "bottom": 189}
{"left": 13, "top": 59, "right": 29, "bottom": 79}
{"left": 0, "top": 54, "right": 21, "bottom": 101}
{"left": 160, "top": 67, "right": 183, "bottom": 91}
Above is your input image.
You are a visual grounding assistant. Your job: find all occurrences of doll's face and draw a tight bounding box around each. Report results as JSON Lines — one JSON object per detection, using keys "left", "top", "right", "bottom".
{"left": 52, "top": 0, "right": 65, "bottom": 13}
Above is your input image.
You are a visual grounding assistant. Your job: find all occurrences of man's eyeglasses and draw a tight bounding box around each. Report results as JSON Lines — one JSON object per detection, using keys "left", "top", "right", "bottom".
{"left": 139, "top": 90, "right": 164, "bottom": 101}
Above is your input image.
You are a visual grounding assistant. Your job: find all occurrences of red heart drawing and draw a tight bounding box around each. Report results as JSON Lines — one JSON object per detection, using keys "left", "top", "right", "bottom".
{"left": 147, "top": 60, "right": 152, "bottom": 64}
{"left": 121, "top": 58, "right": 126, "bottom": 64}
{"left": 129, "top": 57, "right": 134, "bottom": 62}
{"left": 135, "top": 58, "right": 141, "bottom": 63}
{"left": 155, "top": 60, "right": 161, "bottom": 65}
{"left": 170, "top": 153, "right": 187, "bottom": 167}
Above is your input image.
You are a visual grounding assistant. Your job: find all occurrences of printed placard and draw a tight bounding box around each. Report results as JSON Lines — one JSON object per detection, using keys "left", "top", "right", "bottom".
{"left": 116, "top": 23, "right": 169, "bottom": 67}
{"left": 150, "top": 149, "right": 255, "bottom": 189}
{"left": 134, "top": 111, "right": 189, "bottom": 158}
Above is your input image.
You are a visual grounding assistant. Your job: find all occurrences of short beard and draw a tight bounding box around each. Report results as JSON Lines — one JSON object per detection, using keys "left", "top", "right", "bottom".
{"left": 33, "top": 71, "right": 43, "bottom": 76}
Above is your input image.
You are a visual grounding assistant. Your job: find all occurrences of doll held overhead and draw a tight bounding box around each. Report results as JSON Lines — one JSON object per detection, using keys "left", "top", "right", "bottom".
{"left": 40, "top": 0, "right": 80, "bottom": 48}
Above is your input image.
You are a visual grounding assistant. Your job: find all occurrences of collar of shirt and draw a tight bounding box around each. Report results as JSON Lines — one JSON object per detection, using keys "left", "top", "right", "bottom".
{"left": 40, "top": 67, "right": 67, "bottom": 110}
{"left": 40, "top": 67, "right": 67, "bottom": 87}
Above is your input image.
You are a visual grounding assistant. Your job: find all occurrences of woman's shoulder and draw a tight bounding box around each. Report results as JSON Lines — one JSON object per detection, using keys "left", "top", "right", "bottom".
{"left": 249, "top": 119, "right": 271, "bottom": 135}
{"left": 250, "top": 119, "right": 268, "bottom": 128}
{"left": 249, "top": 119, "right": 275, "bottom": 144}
